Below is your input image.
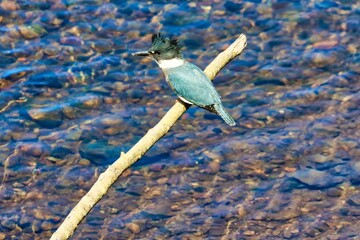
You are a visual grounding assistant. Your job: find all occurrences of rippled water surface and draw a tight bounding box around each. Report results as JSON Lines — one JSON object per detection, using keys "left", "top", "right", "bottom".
{"left": 0, "top": 0, "right": 359, "bottom": 239}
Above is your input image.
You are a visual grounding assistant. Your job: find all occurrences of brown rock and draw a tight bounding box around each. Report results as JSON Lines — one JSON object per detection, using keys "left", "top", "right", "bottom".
{"left": 81, "top": 95, "right": 101, "bottom": 108}
{"left": 98, "top": 116, "right": 123, "bottom": 126}
{"left": 313, "top": 40, "right": 338, "bottom": 49}
{"left": 27, "top": 107, "right": 63, "bottom": 128}
{"left": 207, "top": 160, "right": 220, "bottom": 174}
{"left": 43, "top": 45, "right": 60, "bottom": 56}
{"left": 126, "top": 222, "right": 140, "bottom": 234}
{"left": 18, "top": 25, "right": 47, "bottom": 39}
{"left": 60, "top": 36, "right": 82, "bottom": 45}
{"left": 91, "top": 40, "right": 113, "bottom": 53}
{"left": 1, "top": 1, "right": 19, "bottom": 11}
{"left": 26, "top": 191, "right": 44, "bottom": 200}
{"left": 103, "top": 127, "right": 122, "bottom": 136}
{"left": 19, "top": 143, "right": 43, "bottom": 157}
{"left": 243, "top": 230, "right": 255, "bottom": 236}
{"left": 171, "top": 204, "right": 181, "bottom": 211}
{"left": 41, "top": 221, "right": 53, "bottom": 231}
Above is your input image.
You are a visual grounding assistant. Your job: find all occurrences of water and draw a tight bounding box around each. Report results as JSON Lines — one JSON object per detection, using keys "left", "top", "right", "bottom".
{"left": 0, "top": 0, "right": 359, "bottom": 239}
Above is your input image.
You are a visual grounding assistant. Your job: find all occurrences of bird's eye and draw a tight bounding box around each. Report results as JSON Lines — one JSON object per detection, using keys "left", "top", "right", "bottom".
{"left": 149, "top": 50, "right": 160, "bottom": 55}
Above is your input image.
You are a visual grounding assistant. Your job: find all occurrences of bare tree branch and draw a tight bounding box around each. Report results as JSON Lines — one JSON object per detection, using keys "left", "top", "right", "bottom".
{"left": 50, "top": 34, "right": 247, "bottom": 240}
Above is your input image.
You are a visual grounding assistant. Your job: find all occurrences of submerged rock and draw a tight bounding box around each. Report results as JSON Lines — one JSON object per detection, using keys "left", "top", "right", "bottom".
{"left": 26, "top": 71, "right": 68, "bottom": 88}
{"left": 1, "top": 66, "right": 34, "bottom": 81}
{"left": 79, "top": 140, "right": 120, "bottom": 165}
{"left": 25, "top": 106, "right": 63, "bottom": 128}
{"left": 350, "top": 162, "right": 360, "bottom": 185}
{"left": 347, "top": 193, "right": 360, "bottom": 207}
{"left": 18, "top": 25, "right": 47, "bottom": 39}
{"left": 289, "top": 168, "right": 344, "bottom": 189}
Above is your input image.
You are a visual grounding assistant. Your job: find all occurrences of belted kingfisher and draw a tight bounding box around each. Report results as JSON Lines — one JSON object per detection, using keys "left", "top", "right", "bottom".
{"left": 132, "top": 33, "right": 235, "bottom": 126}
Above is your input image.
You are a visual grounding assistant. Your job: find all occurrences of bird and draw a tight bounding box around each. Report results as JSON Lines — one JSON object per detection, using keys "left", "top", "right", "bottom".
{"left": 132, "top": 33, "right": 235, "bottom": 126}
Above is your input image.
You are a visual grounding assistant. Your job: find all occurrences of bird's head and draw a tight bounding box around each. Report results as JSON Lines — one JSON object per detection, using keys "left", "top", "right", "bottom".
{"left": 132, "top": 33, "right": 182, "bottom": 62}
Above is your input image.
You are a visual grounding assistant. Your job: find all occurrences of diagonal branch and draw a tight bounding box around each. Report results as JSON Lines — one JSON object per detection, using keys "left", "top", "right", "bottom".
{"left": 50, "top": 34, "right": 247, "bottom": 240}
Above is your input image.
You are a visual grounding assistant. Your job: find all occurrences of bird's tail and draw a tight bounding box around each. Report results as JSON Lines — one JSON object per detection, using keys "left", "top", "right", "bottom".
{"left": 214, "top": 103, "right": 235, "bottom": 126}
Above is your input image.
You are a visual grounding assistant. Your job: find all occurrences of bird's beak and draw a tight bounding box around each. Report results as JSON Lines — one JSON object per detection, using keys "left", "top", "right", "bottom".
{"left": 132, "top": 51, "right": 150, "bottom": 57}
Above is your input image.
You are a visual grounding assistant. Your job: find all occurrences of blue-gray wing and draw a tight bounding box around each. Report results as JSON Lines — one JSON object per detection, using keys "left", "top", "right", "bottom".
{"left": 166, "top": 63, "right": 221, "bottom": 107}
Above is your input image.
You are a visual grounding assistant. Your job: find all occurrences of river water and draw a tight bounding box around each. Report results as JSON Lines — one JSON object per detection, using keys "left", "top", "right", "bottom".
{"left": 0, "top": 0, "right": 359, "bottom": 239}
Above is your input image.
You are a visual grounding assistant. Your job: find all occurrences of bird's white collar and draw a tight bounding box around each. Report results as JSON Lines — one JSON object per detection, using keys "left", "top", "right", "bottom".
{"left": 158, "top": 58, "right": 185, "bottom": 69}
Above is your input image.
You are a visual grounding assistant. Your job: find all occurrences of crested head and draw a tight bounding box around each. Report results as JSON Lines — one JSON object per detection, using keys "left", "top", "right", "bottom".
{"left": 148, "top": 33, "right": 183, "bottom": 61}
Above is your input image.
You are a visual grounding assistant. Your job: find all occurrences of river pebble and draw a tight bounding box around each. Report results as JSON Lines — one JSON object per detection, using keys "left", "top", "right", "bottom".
{"left": 26, "top": 106, "right": 63, "bottom": 128}
{"left": 289, "top": 168, "right": 344, "bottom": 189}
